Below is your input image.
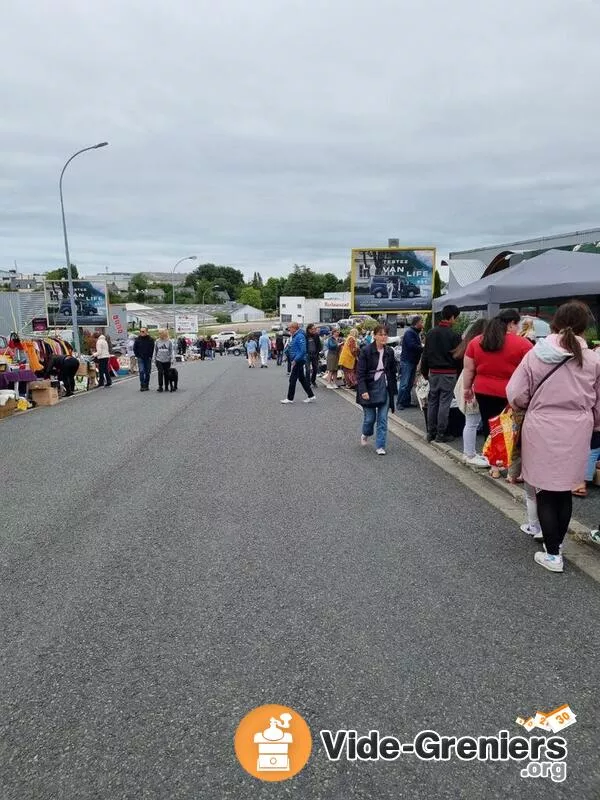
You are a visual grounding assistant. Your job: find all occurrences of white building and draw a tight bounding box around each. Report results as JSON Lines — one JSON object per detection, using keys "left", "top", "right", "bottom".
{"left": 279, "top": 292, "right": 351, "bottom": 325}
{"left": 230, "top": 304, "right": 264, "bottom": 323}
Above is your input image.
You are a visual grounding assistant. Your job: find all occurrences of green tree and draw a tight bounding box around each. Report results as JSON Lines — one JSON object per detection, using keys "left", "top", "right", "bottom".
{"left": 46, "top": 264, "right": 79, "bottom": 280}
{"left": 261, "top": 277, "right": 286, "bottom": 312}
{"left": 283, "top": 265, "right": 321, "bottom": 298}
{"left": 251, "top": 272, "right": 264, "bottom": 289}
{"left": 215, "top": 312, "right": 232, "bottom": 324}
{"left": 238, "top": 286, "right": 262, "bottom": 309}
{"left": 130, "top": 273, "right": 148, "bottom": 292}
{"left": 186, "top": 264, "right": 244, "bottom": 299}
{"left": 425, "top": 270, "right": 443, "bottom": 332}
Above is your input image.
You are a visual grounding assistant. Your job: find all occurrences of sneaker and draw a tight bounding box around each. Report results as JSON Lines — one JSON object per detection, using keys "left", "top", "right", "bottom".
{"left": 435, "top": 434, "right": 454, "bottom": 443}
{"left": 465, "top": 454, "right": 489, "bottom": 468}
{"left": 326, "top": 384, "right": 337, "bottom": 389}
{"left": 303, "top": 396, "right": 316, "bottom": 403}
{"left": 376, "top": 448, "right": 386, "bottom": 455}
{"left": 280, "top": 399, "right": 294, "bottom": 404}
{"left": 360, "top": 434, "right": 369, "bottom": 446}
{"left": 426, "top": 432, "right": 436, "bottom": 443}
{"left": 520, "top": 523, "right": 541, "bottom": 537}
{"left": 534, "top": 551, "right": 564, "bottom": 573}
{"left": 532, "top": 530, "right": 544, "bottom": 542}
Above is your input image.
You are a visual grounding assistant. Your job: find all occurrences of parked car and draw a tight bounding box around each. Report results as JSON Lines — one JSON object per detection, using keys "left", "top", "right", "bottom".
{"left": 212, "top": 330, "right": 239, "bottom": 343}
{"left": 369, "top": 276, "right": 421, "bottom": 299}
{"left": 58, "top": 299, "right": 98, "bottom": 316}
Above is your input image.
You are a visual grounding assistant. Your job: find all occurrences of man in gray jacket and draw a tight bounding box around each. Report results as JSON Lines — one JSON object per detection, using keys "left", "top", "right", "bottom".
{"left": 154, "top": 329, "right": 174, "bottom": 392}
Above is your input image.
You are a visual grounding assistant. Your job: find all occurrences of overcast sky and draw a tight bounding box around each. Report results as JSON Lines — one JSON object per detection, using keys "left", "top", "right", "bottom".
{"left": 1, "top": 0, "right": 600, "bottom": 279}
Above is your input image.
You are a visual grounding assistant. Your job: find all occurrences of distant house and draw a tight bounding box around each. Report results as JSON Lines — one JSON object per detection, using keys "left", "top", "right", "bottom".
{"left": 230, "top": 304, "right": 263, "bottom": 323}
{"left": 144, "top": 288, "right": 166, "bottom": 301}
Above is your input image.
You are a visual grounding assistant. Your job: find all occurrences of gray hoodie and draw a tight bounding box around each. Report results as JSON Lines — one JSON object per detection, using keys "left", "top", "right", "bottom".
{"left": 154, "top": 338, "right": 173, "bottom": 363}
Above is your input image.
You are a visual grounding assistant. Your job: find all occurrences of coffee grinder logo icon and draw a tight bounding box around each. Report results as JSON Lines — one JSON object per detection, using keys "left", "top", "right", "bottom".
{"left": 254, "top": 713, "right": 293, "bottom": 772}
{"left": 234, "top": 704, "right": 312, "bottom": 782}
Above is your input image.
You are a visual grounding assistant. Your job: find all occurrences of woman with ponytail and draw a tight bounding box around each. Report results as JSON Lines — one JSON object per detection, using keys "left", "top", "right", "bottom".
{"left": 507, "top": 301, "right": 600, "bottom": 573}
{"left": 462, "top": 309, "right": 533, "bottom": 437}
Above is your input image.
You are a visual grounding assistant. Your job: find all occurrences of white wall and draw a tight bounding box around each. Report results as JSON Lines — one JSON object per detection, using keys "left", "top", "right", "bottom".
{"left": 279, "top": 296, "right": 305, "bottom": 323}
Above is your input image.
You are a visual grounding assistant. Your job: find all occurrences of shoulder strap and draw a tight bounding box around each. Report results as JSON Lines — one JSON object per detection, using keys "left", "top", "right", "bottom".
{"left": 531, "top": 356, "right": 572, "bottom": 403}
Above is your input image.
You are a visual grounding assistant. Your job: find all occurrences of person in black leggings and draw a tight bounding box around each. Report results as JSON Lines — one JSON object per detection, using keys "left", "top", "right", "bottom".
{"left": 535, "top": 491, "right": 571, "bottom": 556}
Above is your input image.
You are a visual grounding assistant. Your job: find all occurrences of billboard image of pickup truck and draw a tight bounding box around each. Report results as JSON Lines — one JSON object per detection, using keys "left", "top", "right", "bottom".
{"left": 351, "top": 247, "right": 435, "bottom": 313}
{"left": 45, "top": 279, "right": 108, "bottom": 327}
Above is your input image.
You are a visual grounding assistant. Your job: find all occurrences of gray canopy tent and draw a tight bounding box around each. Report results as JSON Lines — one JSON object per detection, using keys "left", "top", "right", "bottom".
{"left": 434, "top": 249, "right": 600, "bottom": 316}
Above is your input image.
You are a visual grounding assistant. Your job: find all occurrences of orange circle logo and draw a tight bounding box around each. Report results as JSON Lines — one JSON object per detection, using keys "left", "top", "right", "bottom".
{"left": 234, "top": 704, "right": 312, "bottom": 782}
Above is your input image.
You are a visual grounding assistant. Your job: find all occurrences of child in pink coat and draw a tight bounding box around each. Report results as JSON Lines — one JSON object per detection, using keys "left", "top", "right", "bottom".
{"left": 507, "top": 301, "right": 600, "bottom": 573}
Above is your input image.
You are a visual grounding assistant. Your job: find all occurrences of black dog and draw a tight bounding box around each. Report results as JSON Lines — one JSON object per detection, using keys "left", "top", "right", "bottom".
{"left": 167, "top": 366, "right": 178, "bottom": 392}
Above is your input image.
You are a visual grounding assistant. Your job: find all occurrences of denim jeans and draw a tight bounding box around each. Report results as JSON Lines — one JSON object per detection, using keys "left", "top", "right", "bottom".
{"left": 362, "top": 396, "right": 389, "bottom": 449}
{"left": 138, "top": 357, "right": 152, "bottom": 387}
{"left": 585, "top": 447, "right": 600, "bottom": 481}
{"left": 397, "top": 361, "right": 417, "bottom": 407}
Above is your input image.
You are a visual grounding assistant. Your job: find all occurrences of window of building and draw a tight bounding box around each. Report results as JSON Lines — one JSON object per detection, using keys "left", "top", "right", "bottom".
{"left": 281, "top": 303, "right": 286, "bottom": 308}
{"left": 281, "top": 314, "right": 292, "bottom": 322}
{"left": 297, "top": 304, "right": 302, "bottom": 309}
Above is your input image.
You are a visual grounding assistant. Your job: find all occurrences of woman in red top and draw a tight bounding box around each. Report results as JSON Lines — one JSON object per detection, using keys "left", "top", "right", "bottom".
{"left": 462, "top": 309, "right": 533, "bottom": 437}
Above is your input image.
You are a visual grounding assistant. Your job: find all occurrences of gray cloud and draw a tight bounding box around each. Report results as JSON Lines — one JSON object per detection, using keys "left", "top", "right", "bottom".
{"left": 1, "top": 0, "right": 600, "bottom": 278}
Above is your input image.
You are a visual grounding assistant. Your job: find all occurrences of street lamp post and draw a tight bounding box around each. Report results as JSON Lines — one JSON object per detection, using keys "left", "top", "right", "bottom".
{"left": 202, "top": 284, "right": 221, "bottom": 334}
{"left": 59, "top": 142, "right": 108, "bottom": 353}
{"left": 171, "top": 255, "right": 197, "bottom": 333}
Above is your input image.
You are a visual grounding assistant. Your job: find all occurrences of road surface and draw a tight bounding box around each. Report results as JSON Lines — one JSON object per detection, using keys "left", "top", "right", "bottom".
{"left": 1, "top": 356, "right": 599, "bottom": 799}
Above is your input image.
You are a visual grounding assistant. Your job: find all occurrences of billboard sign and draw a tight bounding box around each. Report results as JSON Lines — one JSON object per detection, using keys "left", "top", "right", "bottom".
{"left": 351, "top": 248, "right": 436, "bottom": 313}
{"left": 44, "top": 280, "right": 109, "bottom": 327}
{"left": 175, "top": 314, "right": 198, "bottom": 334}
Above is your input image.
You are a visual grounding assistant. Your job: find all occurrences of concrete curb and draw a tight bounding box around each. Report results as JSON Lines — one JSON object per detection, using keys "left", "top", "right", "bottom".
{"left": 322, "top": 379, "right": 600, "bottom": 581}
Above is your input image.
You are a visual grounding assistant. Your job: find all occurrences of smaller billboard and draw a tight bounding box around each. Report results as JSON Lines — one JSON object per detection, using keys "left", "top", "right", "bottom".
{"left": 31, "top": 317, "right": 48, "bottom": 332}
{"left": 351, "top": 248, "right": 436, "bottom": 314}
{"left": 176, "top": 314, "right": 198, "bottom": 334}
{"left": 45, "top": 280, "right": 108, "bottom": 327}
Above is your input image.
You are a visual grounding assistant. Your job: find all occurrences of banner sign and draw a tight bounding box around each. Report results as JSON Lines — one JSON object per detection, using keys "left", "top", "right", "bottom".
{"left": 107, "top": 305, "right": 127, "bottom": 338}
{"left": 44, "top": 280, "right": 108, "bottom": 327}
{"left": 351, "top": 248, "right": 436, "bottom": 313}
{"left": 175, "top": 314, "right": 198, "bottom": 334}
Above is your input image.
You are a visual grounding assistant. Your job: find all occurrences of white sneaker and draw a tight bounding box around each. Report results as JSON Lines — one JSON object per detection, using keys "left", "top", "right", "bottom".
{"left": 534, "top": 551, "right": 564, "bottom": 573}
{"left": 280, "top": 399, "right": 294, "bottom": 404}
{"left": 532, "top": 530, "right": 544, "bottom": 542}
{"left": 326, "top": 383, "right": 337, "bottom": 389}
{"left": 376, "top": 448, "right": 386, "bottom": 455}
{"left": 465, "top": 454, "right": 489, "bottom": 468}
{"left": 520, "top": 523, "right": 541, "bottom": 537}
{"left": 360, "top": 435, "right": 369, "bottom": 446}
{"left": 303, "top": 396, "right": 316, "bottom": 403}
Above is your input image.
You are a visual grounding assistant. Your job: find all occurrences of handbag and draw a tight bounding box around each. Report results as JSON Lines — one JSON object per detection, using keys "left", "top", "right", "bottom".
{"left": 359, "top": 372, "right": 388, "bottom": 407}
{"left": 483, "top": 356, "right": 571, "bottom": 468}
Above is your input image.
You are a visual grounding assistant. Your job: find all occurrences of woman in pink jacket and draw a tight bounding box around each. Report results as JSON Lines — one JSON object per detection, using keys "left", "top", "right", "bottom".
{"left": 507, "top": 301, "right": 600, "bottom": 573}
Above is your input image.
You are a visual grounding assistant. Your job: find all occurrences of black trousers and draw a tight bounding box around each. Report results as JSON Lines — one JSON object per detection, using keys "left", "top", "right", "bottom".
{"left": 475, "top": 393, "right": 507, "bottom": 438}
{"left": 97, "top": 358, "right": 112, "bottom": 386}
{"left": 287, "top": 362, "right": 314, "bottom": 401}
{"left": 536, "top": 490, "right": 572, "bottom": 556}
{"left": 156, "top": 361, "right": 170, "bottom": 389}
{"left": 60, "top": 356, "right": 80, "bottom": 395}
{"left": 309, "top": 354, "right": 319, "bottom": 385}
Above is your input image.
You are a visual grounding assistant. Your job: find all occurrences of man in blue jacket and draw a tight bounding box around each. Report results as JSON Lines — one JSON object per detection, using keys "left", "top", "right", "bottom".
{"left": 281, "top": 323, "right": 316, "bottom": 404}
{"left": 397, "top": 315, "right": 424, "bottom": 409}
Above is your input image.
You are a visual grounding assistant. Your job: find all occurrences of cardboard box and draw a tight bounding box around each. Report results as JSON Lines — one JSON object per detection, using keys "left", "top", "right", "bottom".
{"left": 594, "top": 466, "right": 600, "bottom": 486}
{"left": 0, "top": 398, "right": 16, "bottom": 418}
{"left": 76, "top": 361, "right": 88, "bottom": 376}
{"left": 31, "top": 386, "right": 59, "bottom": 406}
{"left": 29, "top": 379, "right": 51, "bottom": 390}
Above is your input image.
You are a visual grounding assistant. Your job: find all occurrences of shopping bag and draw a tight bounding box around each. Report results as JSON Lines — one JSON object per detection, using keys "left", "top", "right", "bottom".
{"left": 482, "top": 406, "right": 523, "bottom": 468}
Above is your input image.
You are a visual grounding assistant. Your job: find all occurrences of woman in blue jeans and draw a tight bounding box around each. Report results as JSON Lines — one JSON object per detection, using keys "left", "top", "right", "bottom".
{"left": 356, "top": 325, "right": 397, "bottom": 455}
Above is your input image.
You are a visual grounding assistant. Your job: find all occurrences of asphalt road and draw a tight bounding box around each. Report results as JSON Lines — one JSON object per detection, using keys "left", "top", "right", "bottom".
{"left": 1, "top": 356, "right": 599, "bottom": 799}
